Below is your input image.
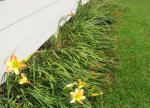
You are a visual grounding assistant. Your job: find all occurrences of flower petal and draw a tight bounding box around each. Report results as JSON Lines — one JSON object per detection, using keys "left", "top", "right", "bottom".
{"left": 70, "top": 92, "right": 75, "bottom": 97}
{"left": 75, "top": 88, "right": 79, "bottom": 93}
{"left": 66, "top": 82, "right": 77, "bottom": 88}
{"left": 78, "top": 100, "right": 83, "bottom": 104}
{"left": 19, "top": 80, "right": 24, "bottom": 84}
{"left": 78, "top": 79, "right": 86, "bottom": 88}
{"left": 14, "top": 68, "right": 19, "bottom": 75}
{"left": 11, "top": 55, "right": 17, "bottom": 61}
{"left": 19, "top": 73, "right": 30, "bottom": 85}
{"left": 81, "top": 96, "right": 86, "bottom": 100}
{"left": 5, "top": 67, "right": 13, "bottom": 73}
{"left": 70, "top": 99, "right": 75, "bottom": 103}
{"left": 19, "top": 63, "right": 27, "bottom": 68}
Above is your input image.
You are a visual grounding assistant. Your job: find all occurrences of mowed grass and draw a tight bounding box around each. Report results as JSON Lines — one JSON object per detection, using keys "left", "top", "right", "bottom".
{"left": 0, "top": 0, "right": 117, "bottom": 108}
{"left": 102, "top": 0, "right": 150, "bottom": 107}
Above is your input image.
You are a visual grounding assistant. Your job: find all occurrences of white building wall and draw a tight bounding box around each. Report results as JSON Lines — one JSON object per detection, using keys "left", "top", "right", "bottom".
{"left": 0, "top": 0, "right": 89, "bottom": 83}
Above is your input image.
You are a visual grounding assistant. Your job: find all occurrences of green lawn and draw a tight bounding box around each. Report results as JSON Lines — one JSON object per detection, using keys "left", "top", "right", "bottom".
{"left": 102, "top": 0, "right": 150, "bottom": 107}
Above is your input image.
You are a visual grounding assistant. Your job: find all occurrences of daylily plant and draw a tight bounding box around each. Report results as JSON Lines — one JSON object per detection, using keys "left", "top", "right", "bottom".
{"left": 78, "top": 79, "right": 86, "bottom": 89}
{"left": 19, "top": 73, "right": 30, "bottom": 85}
{"left": 66, "top": 82, "right": 77, "bottom": 88}
{"left": 91, "top": 91, "right": 104, "bottom": 97}
{"left": 70, "top": 88, "right": 86, "bottom": 104}
{"left": 67, "top": 10, "right": 76, "bottom": 17}
{"left": 66, "top": 79, "right": 86, "bottom": 88}
{"left": 67, "top": 12, "right": 75, "bottom": 17}
{"left": 67, "top": 79, "right": 104, "bottom": 104}
{"left": 6, "top": 55, "right": 27, "bottom": 75}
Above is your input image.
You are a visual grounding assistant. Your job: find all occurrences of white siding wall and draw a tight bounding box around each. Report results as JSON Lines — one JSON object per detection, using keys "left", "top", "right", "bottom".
{"left": 0, "top": 0, "right": 89, "bottom": 83}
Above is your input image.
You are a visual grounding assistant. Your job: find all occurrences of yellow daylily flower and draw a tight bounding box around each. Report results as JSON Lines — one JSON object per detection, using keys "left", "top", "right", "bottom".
{"left": 66, "top": 82, "right": 77, "bottom": 88}
{"left": 6, "top": 55, "right": 27, "bottom": 75}
{"left": 67, "top": 12, "right": 75, "bottom": 17}
{"left": 19, "top": 73, "right": 30, "bottom": 85}
{"left": 67, "top": 10, "right": 75, "bottom": 17}
{"left": 78, "top": 79, "right": 86, "bottom": 89}
{"left": 70, "top": 88, "right": 86, "bottom": 104}
{"left": 91, "top": 91, "right": 104, "bottom": 97}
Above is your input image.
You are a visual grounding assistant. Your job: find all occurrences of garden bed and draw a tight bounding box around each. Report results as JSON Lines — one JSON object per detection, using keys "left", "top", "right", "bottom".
{"left": 0, "top": 0, "right": 117, "bottom": 107}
